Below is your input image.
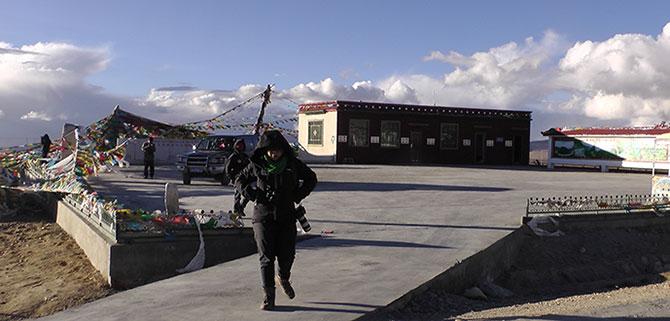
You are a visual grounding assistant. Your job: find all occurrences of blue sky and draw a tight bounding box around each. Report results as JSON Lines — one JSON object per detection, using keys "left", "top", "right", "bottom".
{"left": 3, "top": 0, "right": 669, "bottom": 95}
{"left": 2, "top": 0, "right": 670, "bottom": 145}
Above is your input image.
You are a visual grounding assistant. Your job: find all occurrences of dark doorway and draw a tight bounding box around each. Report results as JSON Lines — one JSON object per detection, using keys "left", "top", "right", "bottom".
{"left": 513, "top": 135, "right": 524, "bottom": 164}
{"left": 474, "top": 132, "right": 485, "bottom": 163}
{"left": 410, "top": 131, "right": 422, "bottom": 163}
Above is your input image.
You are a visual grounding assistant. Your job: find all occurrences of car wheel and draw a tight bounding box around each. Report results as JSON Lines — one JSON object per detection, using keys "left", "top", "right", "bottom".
{"left": 220, "top": 175, "right": 230, "bottom": 186}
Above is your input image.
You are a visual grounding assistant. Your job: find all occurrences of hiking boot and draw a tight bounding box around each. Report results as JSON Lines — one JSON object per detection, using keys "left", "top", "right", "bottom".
{"left": 276, "top": 276, "right": 295, "bottom": 299}
{"left": 260, "top": 287, "right": 275, "bottom": 310}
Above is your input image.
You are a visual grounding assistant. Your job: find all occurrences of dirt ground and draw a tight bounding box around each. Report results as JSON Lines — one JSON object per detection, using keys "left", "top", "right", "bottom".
{"left": 456, "top": 278, "right": 670, "bottom": 320}
{"left": 0, "top": 220, "right": 113, "bottom": 320}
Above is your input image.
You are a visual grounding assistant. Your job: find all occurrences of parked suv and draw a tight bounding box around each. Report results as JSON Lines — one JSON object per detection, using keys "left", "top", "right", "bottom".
{"left": 176, "top": 134, "right": 258, "bottom": 185}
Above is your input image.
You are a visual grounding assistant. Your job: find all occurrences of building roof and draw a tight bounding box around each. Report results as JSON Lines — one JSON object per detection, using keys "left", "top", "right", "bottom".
{"left": 298, "top": 100, "right": 532, "bottom": 120}
{"left": 542, "top": 124, "right": 670, "bottom": 136}
{"left": 111, "top": 105, "right": 174, "bottom": 130}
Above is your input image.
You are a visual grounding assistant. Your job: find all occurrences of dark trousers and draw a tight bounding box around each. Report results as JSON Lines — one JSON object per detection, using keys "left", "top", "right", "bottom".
{"left": 253, "top": 219, "right": 297, "bottom": 288}
{"left": 143, "top": 159, "right": 155, "bottom": 178}
{"left": 233, "top": 188, "right": 249, "bottom": 212}
{"left": 41, "top": 147, "right": 49, "bottom": 158}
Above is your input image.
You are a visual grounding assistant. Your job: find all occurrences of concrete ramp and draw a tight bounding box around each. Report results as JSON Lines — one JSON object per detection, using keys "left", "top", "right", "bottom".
{"left": 38, "top": 165, "right": 653, "bottom": 321}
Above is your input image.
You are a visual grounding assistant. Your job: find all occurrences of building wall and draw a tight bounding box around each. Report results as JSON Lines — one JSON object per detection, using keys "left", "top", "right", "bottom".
{"left": 547, "top": 135, "right": 670, "bottom": 171}
{"left": 335, "top": 111, "right": 530, "bottom": 165}
{"left": 298, "top": 111, "right": 338, "bottom": 163}
{"left": 123, "top": 138, "right": 199, "bottom": 165}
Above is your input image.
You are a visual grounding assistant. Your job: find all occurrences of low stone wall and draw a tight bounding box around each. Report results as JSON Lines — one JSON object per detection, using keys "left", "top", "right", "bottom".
{"left": 57, "top": 200, "right": 115, "bottom": 284}
{"left": 522, "top": 211, "right": 670, "bottom": 230}
{"left": 359, "top": 212, "right": 670, "bottom": 320}
{"left": 56, "top": 200, "right": 256, "bottom": 289}
{"left": 110, "top": 229, "right": 256, "bottom": 289}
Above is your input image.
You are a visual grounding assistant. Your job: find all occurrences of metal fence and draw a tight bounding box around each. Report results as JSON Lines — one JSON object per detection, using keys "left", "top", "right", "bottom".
{"left": 526, "top": 193, "right": 670, "bottom": 217}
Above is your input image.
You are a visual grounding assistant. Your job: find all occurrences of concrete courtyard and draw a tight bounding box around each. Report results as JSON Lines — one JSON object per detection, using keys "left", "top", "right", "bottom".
{"left": 40, "top": 164, "right": 651, "bottom": 321}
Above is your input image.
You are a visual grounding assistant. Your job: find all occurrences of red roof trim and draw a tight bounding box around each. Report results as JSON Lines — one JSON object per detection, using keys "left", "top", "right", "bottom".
{"left": 543, "top": 127, "right": 670, "bottom": 136}
{"left": 298, "top": 101, "right": 338, "bottom": 113}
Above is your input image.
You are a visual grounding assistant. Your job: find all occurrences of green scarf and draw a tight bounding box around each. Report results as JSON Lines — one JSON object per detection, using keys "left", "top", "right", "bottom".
{"left": 263, "top": 154, "right": 288, "bottom": 174}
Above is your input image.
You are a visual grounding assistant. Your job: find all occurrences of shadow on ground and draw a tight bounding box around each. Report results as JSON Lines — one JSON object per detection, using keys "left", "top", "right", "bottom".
{"left": 315, "top": 181, "right": 511, "bottom": 192}
{"left": 299, "top": 237, "right": 451, "bottom": 250}
{"left": 309, "top": 165, "right": 379, "bottom": 170}
{"left": 272, "top": 305, "right": 369, "bottom": 314}
{"left": 465, "top": 315, "right": 670, "bottom": 321}
{"left": 310, "top": 218, "right": 516, "bottom": 232}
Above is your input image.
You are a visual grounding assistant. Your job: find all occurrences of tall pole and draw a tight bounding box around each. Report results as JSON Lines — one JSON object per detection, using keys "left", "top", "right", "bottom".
{"left": 253, "top": 84, "right": 273, "bottom": 135}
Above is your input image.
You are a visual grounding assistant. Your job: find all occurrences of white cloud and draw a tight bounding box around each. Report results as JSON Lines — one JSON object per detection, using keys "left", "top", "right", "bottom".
{"left": 416, "top": 30, "right": 565, "bottom": 109}
{"left": 382, "top": 80, "right": 420, "bottom": 103}
{"left": 553, "top": 24, "right": 670, "bottom": 122}
{"left": 0, "top": 41, "right": 126, "bottom": 146}
{"left": 281, "top": 78, "right": 386, "bottom": 103}
{"left": 6, "top": 23, "right": 670, "bottom": 145}
{"left": 20, "top": 110, "right": 52, "bottom": 121}
{"left": 140, "top": 84, "right": 293, "bottom": 124}
{"left": 138, "top": 78, "right": 423, "bottom": 127}
{"left": 408, "top": 24, "right": 670, "bottom": 133}
{"left": 0, "top": 42, "right": 109, "bottom": 92}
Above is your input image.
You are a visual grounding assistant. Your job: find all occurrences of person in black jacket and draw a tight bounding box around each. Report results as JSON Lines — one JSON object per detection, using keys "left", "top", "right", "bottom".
{"left": 235, "top": 130, "right": 317, "bottom": 310}
{"left": 141, "top": 137, "right": 156, "bottom": 179}
{"left": 225, "top": 139, "right": 250, "bottom": 216}
{"left": 40, "top": 134, "right": 51, "bottom": 159}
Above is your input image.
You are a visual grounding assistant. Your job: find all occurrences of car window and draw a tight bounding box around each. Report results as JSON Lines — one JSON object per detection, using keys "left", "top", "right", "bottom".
{"left": 197, "top": 137, "right": 235, "bottom": 151}
{"left": 196, "top": 139, "right": 210, "bottom": 150}
{"left": 214, "top": 137, "right": 234, "bottom": 151}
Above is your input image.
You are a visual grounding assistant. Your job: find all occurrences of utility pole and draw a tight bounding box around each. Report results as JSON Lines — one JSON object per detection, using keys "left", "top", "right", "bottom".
{"left": 253, "top": 84, "right": 273, "bottom": 135}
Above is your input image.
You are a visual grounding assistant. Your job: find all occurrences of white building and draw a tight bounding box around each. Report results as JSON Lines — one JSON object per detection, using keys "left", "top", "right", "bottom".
{"left": 543, "top": 126, "right": 670, "bottom": 172}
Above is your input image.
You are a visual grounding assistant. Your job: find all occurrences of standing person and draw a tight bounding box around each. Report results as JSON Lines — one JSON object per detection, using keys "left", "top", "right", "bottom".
{"left": 40, "top": 133, "right": 51, "bottom": 159}
{"left": 225, "top": 138, "right": 250, "bottom": 216}
{"left": 236, "top": 130, "right": 317, "bottom": 310}
{"left": 141, "top": 137, "right": 156, "bottom": 179}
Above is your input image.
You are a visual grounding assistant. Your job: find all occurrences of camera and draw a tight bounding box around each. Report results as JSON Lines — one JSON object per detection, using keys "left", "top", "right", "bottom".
{"left": 295, "top": 205, "right": 311, "bottom": 232}
{"left": 264, "top": 189, "right": 277, "bottom": 203}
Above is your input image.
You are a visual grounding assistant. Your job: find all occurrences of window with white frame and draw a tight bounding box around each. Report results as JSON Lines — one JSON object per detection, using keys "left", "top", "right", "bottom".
{"left": 380, "top": 121, "right": 400, "bottom": 148}
{"left": 349, "top": 119, "right": 369, "bottom": 147}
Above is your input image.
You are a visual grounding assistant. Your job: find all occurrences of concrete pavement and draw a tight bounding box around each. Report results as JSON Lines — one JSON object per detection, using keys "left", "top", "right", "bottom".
{"left": 39, "top": 165, "right": 651, "bottom": 321}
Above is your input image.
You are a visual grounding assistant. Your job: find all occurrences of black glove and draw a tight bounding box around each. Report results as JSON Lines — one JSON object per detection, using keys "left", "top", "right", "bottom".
{"left": 294, "top": 191, "right": 307, "bottom": 204}
{"left": 242, "top": 185, "right": 258, "bottom": 201}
